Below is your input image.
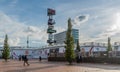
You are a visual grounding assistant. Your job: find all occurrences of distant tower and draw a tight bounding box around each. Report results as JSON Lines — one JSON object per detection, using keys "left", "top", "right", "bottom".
{"left": 47, "top": 8, "right": 56, "bottom": 45}
{"left": 27, "top": 36, "right": 29, "bottom": 48}
{"left": 27, "top": 27, "right": 30, "bottom": 48}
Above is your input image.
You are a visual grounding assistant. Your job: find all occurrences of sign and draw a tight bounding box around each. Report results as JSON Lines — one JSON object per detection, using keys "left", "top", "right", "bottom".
{"left": 48, "top": 19, "right": 55, "bottom": 25}
{"left": 47, "top": 29, "right": 56, "bottom": 33}
{"left": 48, "top": 25, "right": 54, "bottom": 29}
{"left": 47, "top": 8, "right": 55, "bottom": 16}
{"left": 47, "top": 40, "right": 54, "bottom": 43}
{"left": 49, "top": 34, "right": 54, "bottom": 40}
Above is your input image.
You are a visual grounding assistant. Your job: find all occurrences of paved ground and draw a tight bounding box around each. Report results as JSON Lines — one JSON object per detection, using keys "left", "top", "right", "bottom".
{"left": 0, "top": 59, "right": 120, "bottom": 72}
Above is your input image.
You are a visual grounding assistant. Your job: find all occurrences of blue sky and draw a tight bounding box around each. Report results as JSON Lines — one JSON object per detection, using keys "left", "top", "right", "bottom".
{"left": 1, "top": 0, "right": 120, "bottom": 47}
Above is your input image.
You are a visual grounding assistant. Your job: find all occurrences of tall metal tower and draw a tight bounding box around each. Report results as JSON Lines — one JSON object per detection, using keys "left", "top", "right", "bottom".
{"left": 27, "top": 36, "right": 29, "bottom": 48}
{"left": 27, "top": 27, "right": 30, "bottom": 48}
{"left": 47, "top": 8, "right": 56, "bottom": 45}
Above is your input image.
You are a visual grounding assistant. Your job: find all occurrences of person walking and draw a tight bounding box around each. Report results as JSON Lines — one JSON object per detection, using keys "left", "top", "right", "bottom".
{"left": 22, "top": 55, "right": 24, "bottom": 61}
{"left": 23, "top": 55, "right": 30, "bottom": 66}
{"left": 76, "top": 55, "right": 79, "bottom": 63}
{"left": 80, "top": 55, "right": 82, "bottom": 63}
{"left": 18, "top": 55, "right": 22, "bottom": 61}
{"left": 39, "top": 56, "right": 42, "bottom": 61}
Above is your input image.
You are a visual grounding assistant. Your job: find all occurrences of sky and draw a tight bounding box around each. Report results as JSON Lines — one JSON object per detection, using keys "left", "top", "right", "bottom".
{"left": 1, "top": 0, "right": 120, "bottom": 47}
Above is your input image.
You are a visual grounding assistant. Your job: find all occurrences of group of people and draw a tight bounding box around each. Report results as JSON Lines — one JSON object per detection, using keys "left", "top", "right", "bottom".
{"left": 18, "top": 54, "right": 82, "bottom": 65}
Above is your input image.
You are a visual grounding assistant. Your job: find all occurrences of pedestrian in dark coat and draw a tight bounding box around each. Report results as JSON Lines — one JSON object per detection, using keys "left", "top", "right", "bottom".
{"left": 19, "top": 55, "right": 22, "bottom": 61}
{"left": 80, "top": 55, "right": 82, "bottom": 63}
{"left": 22, "top": 55, "right": 24, "bottom": 61}
{"left": 39, "top": 56, "right": 42, "bottom": 61}
{"left": 76, "top": 55, "right": 79, "bottom": 63}
{"left": 23, "top": 55, "right": 30, "bottom": 66}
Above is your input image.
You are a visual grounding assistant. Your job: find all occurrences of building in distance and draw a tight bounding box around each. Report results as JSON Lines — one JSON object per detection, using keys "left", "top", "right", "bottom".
{"left": 54, "top": 29, "right": 79, "bottom": 45}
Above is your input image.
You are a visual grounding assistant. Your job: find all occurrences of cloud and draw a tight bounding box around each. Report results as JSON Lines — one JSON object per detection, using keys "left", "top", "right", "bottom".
{"left": 9, "top": 38, "right": 20, "bottom": 46}
{"left": 54, "top": 27, "right": 66, "bottom": 33}
{"left": 72, "top": 14, "right": 89, "bottom": 26}
{"left": 24, "top": 26, "right": 43, "bottom": 35}
{"left": 0, "top": 12, "right": 48, "bottom": 46}
{"left": 95, "top": 12, "right": 120, "bottom": 40}
{"left": 77, "top": 8, "right": 120, "bottom": 43}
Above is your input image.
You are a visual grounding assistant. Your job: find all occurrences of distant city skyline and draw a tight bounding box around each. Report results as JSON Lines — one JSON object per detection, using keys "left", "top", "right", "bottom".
{"left": 1, "top": 0, "right": 120, "bottom": 47}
